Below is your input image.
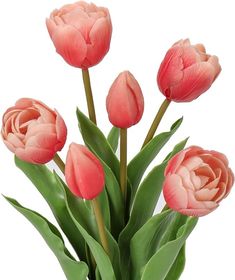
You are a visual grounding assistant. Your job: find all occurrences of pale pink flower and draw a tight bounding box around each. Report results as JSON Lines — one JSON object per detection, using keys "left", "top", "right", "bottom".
{"left": 1, "top": 98, "right": 67, "bottom": 164}
{"left": 163, "top": 146, "right": 234, "bottom": 216}
{"left": 46, "top": 1, "right": 112, "bottom": 69}
{"left": 157, "top": 39, "right": 221, "bottom": 102}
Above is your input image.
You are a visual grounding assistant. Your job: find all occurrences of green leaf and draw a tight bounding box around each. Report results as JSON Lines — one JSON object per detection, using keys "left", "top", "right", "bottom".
{"left": 107, "top": 127, "right": 120, "bottom": 153}
{"left": 140, "top": 217, "right": 198, "bottom": 280}
{"left": 128, "top": 117, "right": 183, "bottom": 199}
{"left": 97, "top": 188, "right": 111, "bottom": 231}
{"left": 131, "top": 138, "right": 188, "bottom": 228}
{"left": 118, "top": 139, "right": 187, "bottom": 279}
{"left": 4, "top": 196, "right": 89, "bottom": 280}
{"left": 130, "top": 210, "right": 175, "bottom": 280}
{"left": 77, "top": 108, "right": 120, "bottom": 180}
{"left": 54, "top": 173, "right": 118, "bottom": 280}
{"left": 165, "top": 245, "right": 186, "bottom": 280}
{"left": 103, "top": 162, "right": 125, "bottom": 238}
{"left": 15, "top": 157, "right": 89, "bottom": 262}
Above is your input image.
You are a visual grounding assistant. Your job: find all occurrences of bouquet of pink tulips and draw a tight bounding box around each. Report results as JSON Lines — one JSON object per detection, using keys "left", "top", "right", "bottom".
{"left": 1, "top": 2, "right": 234, "bottom": 280}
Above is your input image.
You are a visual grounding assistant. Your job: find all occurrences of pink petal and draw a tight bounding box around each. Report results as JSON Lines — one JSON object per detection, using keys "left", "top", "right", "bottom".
{"left": 170, "top": 62, "right": 216, "bottom": 102}
{"left": 55, "top": 111, "right": 67, "bottom": 151}
{"left": 16, "top": 147, "right": 55, "bottom": 164}
{"left": 51, "top": 25, "right": 87, "bottom": 68}
{"left": 163, "top": 174, "right": 188, "bottom": 210}
{"left": 195, "top": 188, "right": 219, "bottom": 201}
{"left": 176, "top": 166, "right": 194, "bottom": 190}
{"left": 182, "top": 156, "right": 203, "bottom": 171}
{"left": 86, "top": 17, "right": 112, "bottom": 68}
{"left": 179, "top": 208, "right": 214, "bottom": 217}
{"left": 165, "top": 149, "right": 187, "bottom": 175}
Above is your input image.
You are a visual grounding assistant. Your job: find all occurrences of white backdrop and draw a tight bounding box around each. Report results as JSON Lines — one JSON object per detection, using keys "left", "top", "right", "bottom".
{"left": 0, "top": 0, "right": 235, "bottom": 279}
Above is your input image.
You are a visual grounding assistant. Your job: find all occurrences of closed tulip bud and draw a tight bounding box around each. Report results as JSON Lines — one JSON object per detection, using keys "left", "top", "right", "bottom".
{"left": 65, "top": 143, "right": 105, "bottom": 200}
{"left": 1, "top": 98, "right": 67, "bottom": 164}
{"left": 106, "top": 71, "right": 144, "bottom": 128}
{"left": 157, "top": 39, "right": 221, "bottom": 102}
{"left": 46, "top": 1, "right": 112, "bottom": 69}
{"left": 163, "top": 146, "right": 234, "bottom": 217}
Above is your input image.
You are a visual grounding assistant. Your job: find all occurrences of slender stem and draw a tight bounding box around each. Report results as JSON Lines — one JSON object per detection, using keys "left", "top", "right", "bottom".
{"left": 91, "top": 198, "right": 110, "bottom": 257}
{"left": 82, "top": 69, "right": 97, "bottom": 124}
{"left": 120, "top": 128, "right": 127, "bottom": 200}
{"left": 53, "top": 153, "right": 65, "bottom": 174}
{"left": 142, "top": 99, "right": 171, "bottom": 148}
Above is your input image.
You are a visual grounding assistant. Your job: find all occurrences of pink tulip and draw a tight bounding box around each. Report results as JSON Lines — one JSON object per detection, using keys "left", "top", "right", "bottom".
{"left": 163, "top": 146, "right": 234, "bottom": 217}
{"left": 157, "top": 39, "right": 221, "bottom": 102}
{"left": 106, "top": 71, "right": 144, "bottom": 128}
{"left": 65, "top": 143, "right": 105, "bottom": 199}
{"left": 1, "top": 98, "right": 67, "bottom": 164}
{"left": 46, "top": 1, "right": 112, "bottom": 69}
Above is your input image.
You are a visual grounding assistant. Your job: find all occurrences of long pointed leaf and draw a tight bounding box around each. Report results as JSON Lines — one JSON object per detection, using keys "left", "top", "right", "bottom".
{"left": 107, "top": 127, "right": 120, "bottom": 153}
{"left": 76, "top": 108, "right": 120, "bottom": 180}
{"left": 4, "top": 196, "right": 89, "bottom": 280}
{"left": 15, "top": 157, "right": 88, "bottom": 261}
{"left": 140, "top": 217, "right": 198, "bottom": 280}
{"left": 118, "top": 139, "right": 187, "bottom": 279}
{"left": 128, "top": 117, "right": 183, "bottom": 199}
{"left": 54, "top": 172, "right": 118, "bottom": 280}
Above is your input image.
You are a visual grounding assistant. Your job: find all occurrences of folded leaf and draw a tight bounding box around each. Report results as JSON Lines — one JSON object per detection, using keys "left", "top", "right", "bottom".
{"left": 128, "top": 117, "right": 183, "bottom": 200}
{"left": 118, "top": 139, "right": 187, "bottom": 279}
{"left": 4, "top": 196, "right": 89, "bottom": 280}
{"left": 77, "top": 109, "right": 120, "bottom": 180}
{"left": 97, "top": 188, "right": 111, "bottom": 231}
{"left": 55, "top": 172, "right": 119, "bottom": 280}
{"left": 165, "top": 245, "right": 186, "bottom": 280}
{"left": 103, "top": 162, "right": 125, "bottom": 238}
{"left": 140, "top": 217, "right": 198, "bottom": 280}
{"left": 107, "top": 127, "right": 120, "bottom": 153}
{"left": 15, "top": 157, "right": 90, "bottom": 262}
{"left": 130, "top": 210, "right": 175, "bottom": 280}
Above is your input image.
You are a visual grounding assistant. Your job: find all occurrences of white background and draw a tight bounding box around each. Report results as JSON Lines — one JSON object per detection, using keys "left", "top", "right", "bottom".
{"left": 0, "top": 0, "right": 235, "bottom": 279}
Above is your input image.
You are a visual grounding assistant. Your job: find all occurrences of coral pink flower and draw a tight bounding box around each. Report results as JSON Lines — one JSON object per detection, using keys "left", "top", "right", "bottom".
{"left": 65, "top": 143, "right": 105, "bottom": 200}
{"left": 46, "top": 1, "right": 112, "bottom": 69}
{"left": 157, "top": 39, "right": 221, "bottom": 102}
{"left": 106, "top": 71, "right": 144, "bottom": 128}
{"left": 163, "top": 146, "right": 234, "bottom": 217}
{"left": 1, "top": 98, "right": 67, "bottom": 164}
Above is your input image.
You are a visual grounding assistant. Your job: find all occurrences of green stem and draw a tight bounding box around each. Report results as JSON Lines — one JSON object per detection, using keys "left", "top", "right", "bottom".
{"left": 53, "top": 153, "right": 65, "bottom": 174}
{"left": 82, "top": 69, "right": 97, "bottom": 124}
{"left": 91, "top": 198, "right": 110, "bottom": 257}
{"left": 120, "top": 128, "right": 127, "bottom": 201}
{"left": 142, "top": 98, "right": 171, "bottom": 148}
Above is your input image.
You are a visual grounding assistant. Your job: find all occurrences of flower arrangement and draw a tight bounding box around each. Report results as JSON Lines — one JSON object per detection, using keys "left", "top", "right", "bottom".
{"left": 1, "top": 1, "right": 234, "bottom": 280}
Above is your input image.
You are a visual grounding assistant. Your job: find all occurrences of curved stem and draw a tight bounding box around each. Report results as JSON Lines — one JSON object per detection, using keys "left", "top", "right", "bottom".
{"left": 142, "top": 99, "right": 171, "bottom": 148}
{"left": 53, "top": 153, "right": 65, "bottom": 174}
{"left": 82, "top": 69, "right": 97, "bottom": 124}
{"left": 91, "top": 198, "right": 110, "bottom": 257}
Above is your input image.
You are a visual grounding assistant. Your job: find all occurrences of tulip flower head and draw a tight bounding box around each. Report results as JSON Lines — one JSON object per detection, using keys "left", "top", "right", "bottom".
{"left": 163, "top": 146, "right": 234, "bottom": 217}
{"left": 157, "top": 39, "right": 221, "bottom": 102}
{"left": 46, "top": 1, "right": 112, "bottom": 69}
{"left": 1, "top": 98, "right": 67, "bottom": 164}
{"left": 106, "top": 71, "right": 144, "bottom": 128}
{"left": 65, "top": 143, "right": 105, "bottom": 200}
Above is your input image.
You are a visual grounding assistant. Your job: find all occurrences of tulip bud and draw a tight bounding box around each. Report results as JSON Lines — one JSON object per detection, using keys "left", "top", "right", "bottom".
{"left": 46, "top": 1, "right": 112, "bottom": 69}
{"left": 106, "top": 71, "right": 144, "bottom": 128}
{"left": 65, "top": 143, "right": 105, "bottom": 200}
{"left": 157, "top": 39, "right": 221, "bottom": 102}
{"left": 1, "top": 98, "right": 67, "bottom": 164}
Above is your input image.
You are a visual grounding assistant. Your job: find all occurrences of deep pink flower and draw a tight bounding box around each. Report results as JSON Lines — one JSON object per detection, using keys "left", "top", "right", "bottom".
{"left": 65, "top": 143, "right": 105, "bottom": 200}
{"left": 46, "top": 1, "right": 112, "bottom": 69}
{"left": 157, "top": 39, "right": 221, "bottom": 102}
{"left": 106, "top": 71, "right": 144, "bottom": 128}
{"left": 1, "top": 98, "right": 67, "bottom": 164}
{"left": 163, "top": 146, "right": 234, "bottom": 217}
